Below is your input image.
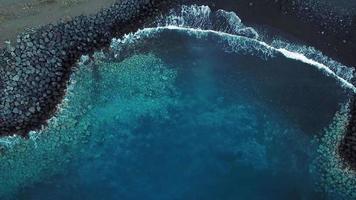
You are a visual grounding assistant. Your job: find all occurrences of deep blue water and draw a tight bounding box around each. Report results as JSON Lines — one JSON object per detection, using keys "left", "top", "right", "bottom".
{"left": 1, "top": 6, "right": 355, "bottom": 200}
{"left": 0, "top": 29, "right": 350, "bottom": 200}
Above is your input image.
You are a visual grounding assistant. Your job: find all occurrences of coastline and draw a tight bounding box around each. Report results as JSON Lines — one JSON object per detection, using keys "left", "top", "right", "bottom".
{"left": 0, "top": 0, "right": 116, "bottom": 48}
{"left": 0, "top": 1, "right": 355, "bottom": 199}
{"left": 1, "top": 0, "right": 355, "bottom": 68}
{"left": 0, "top": 0, "right": 355, "bottom": 175}
{"left": 202, "top": 0, "right": 356, "bottom": 68}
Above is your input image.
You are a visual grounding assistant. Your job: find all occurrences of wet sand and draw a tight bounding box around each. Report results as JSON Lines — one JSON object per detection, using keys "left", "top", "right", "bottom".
{"left": 0, "top": 0, "right": 116, "bottom": 48}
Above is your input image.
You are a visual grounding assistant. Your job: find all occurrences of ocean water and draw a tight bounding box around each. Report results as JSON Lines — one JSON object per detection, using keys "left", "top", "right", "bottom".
{"left": 0, "top": 5, "right": 355, "bottom": 200}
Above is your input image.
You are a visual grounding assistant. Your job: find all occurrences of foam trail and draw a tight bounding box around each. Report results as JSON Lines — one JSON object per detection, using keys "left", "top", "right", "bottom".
{"left": 276, "top": 48, "right": 356, "bottom": 92}
{"left": 113, "top": 25, "right": 356, "bottom": 93}
{"left": 114, "top": 4, "right": 356, "bottom": 92}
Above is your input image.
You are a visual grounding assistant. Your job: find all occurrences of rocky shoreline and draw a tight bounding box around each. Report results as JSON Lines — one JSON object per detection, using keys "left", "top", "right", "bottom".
{"left": 0, "top": 0, "right": 355, "bottom": 171}
{"left": 199, "top": 0, "right": 356, "bottom": 173}
{"left": 0, "top": 0, "right": 184, "bottom": 137}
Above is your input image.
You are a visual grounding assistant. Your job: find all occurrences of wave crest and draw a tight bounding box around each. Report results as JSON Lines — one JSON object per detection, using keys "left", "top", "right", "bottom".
{"left": 155, "top": 5, "right": 259, "bottom": 39}
{"left": 110, "top": 5, "right": 355, "bottom": 93}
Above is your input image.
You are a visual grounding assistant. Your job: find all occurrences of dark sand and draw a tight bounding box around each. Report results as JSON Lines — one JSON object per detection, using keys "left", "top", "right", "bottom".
{"left": 1, "top": 0, "right": 355, "bottom": 67}
{"left": 0, "top": 0, "right": 355, "bottom": 178}
{"left": 0, "top": 0, "right": 116, "bottom": 48}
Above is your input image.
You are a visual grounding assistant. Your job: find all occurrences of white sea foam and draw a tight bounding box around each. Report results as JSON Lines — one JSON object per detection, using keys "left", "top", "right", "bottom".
{"left": 153, "top": 4, "right": 354, "bottom": 80}
{"left": 277, "top": 48, "right": 356, "bottom": 91}
{"left": 271, "top": 40, "right": 354, "bottom": 81}
{"left": 110, "top": 5, "right": 356, "bottom": 93}
{"left": 2, "top": 5, "right": 355, "bottom": 144}
{"left": 156, "top": 5, "right": 259, "bottom": 39}
{"left": 112, "top": 25, "right": 356, "bottom": 93}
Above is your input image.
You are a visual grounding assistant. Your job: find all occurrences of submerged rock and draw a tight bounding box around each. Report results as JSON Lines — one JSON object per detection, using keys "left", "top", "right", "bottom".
{"left": 0, "top": 0, "right": 355, "bottom": 180}
{"left": 0, "top": 0, "right": 187, "bottom": 137}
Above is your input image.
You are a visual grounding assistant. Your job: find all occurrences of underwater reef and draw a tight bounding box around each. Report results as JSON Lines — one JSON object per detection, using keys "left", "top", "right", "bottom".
{"left": 340, "top": 97, "right": 356, "bottom": 171}
{"left": 0, "top": 0, "right": 187, "bottom": 137}
{"left": 0, "top": 0, "right": 355, "bottom": 194}
{"left": 197, "top": 1, "right": 356, "bottom": 171}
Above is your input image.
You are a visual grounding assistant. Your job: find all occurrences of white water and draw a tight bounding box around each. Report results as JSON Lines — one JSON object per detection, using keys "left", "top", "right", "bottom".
{"left": 111, "top": 5, "right": 355, "bottom": 93}
{"left": 0, "top": 4, "right": 354, "bottom": 160}
{"left": 0, "top": 5, "right": 354, "bottom": 200}
{"left": 2, "top": 5, "right": 355, "bottom": 147}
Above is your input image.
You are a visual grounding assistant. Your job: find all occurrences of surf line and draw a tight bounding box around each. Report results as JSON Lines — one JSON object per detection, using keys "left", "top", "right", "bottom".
{"left": 115, "top": 25, "right": 356, "bottom": 93}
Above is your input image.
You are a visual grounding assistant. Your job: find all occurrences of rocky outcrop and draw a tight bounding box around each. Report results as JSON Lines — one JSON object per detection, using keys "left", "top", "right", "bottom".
{"left": 0, "top": 0, "right": 183, "bottom": 137}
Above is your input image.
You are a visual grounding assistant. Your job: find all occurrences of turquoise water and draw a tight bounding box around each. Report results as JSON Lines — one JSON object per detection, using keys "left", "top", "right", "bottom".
{"left": 0, "top": 6, "right": 355, "bottom": 200}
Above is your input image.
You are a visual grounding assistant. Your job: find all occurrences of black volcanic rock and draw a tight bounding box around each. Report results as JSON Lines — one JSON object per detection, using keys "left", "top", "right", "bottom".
{"left": 0, "top": 0, "right": 186, "bottom": 137}
{"left": 0, "top": 0, "right": 355, "bottom": 172}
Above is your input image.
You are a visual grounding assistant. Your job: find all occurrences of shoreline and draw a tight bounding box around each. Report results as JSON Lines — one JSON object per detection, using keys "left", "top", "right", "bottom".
{"left": 0, "top": 0, "right": 117, "bottom": 48}
{"left": 1, "top": 0, "right": 355, "bottom": 68}
{"left": 0, "top": 0, "right": 355, "bottom": 174}
{"left": 203, "top": 0, "right": 356, "bottom": 68}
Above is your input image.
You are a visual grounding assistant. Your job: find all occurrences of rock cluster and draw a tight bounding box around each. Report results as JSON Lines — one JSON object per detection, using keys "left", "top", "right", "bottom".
{"left": 339, "top": 93, "right": 356, "bottom": 171}
{"left": 343, "top": 16, "right": 356, "bottom": 166}
{"left": 0, "top": 0, "right": 183, "bottom": 137}
{"left": 0, "top": 0, "right": 355, "bottom": 173}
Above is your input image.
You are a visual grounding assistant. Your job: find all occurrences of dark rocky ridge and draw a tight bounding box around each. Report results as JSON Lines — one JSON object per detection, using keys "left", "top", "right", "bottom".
{"left": 220, "top": 0, "right": 356, "bottom": 173}
{"left": 339, "top": 94, "right": 356, "bottom": 171}
{"left": 189, "top": 0, "right": 356, "bottom": 170}
{"left": 202, "top": 0, "right": 356, "bottom": 178}
{"left": 0, "top": 0, "right": 187, "bottom": 137}
{"left": 0, "top": 0, "right": 355, "bottom": 171}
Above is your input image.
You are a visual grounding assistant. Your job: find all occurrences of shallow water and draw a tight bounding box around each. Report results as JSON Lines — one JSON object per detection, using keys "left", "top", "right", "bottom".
{"left": 0, "top": 29, "right": 350, "bottom": 199}
{"left": 0, "top": 5, "right": 355, "bottom": 200}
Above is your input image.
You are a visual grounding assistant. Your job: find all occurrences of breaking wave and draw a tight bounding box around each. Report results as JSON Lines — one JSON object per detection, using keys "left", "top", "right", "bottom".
{"left": 111, "top": 5, "right": 355, "bottom": 92}
{"left": 0, "top": 4, "right": 355, "bottom": 200}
